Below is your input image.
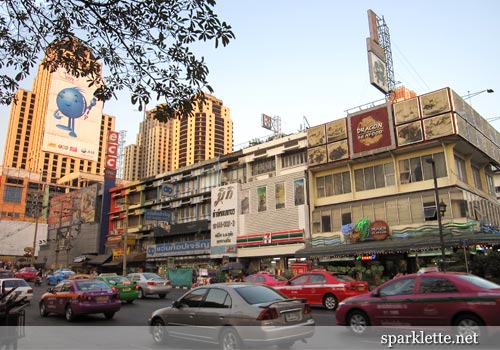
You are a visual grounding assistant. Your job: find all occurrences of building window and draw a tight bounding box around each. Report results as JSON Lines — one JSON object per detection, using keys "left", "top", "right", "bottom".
{"left": 316, "top": 171, "right": 351, "bottom": 198}
{"left": 3, "top": 186, "right": 22, "bottom": 203}
{"left": 355, "top": 162, "right": 394, "bottom": 191}
{"left": 423, "top": 201, "right": 437, "bottom": 221}
{"left": 282, "top": 151, "right": 306, "bottom": 168}
{"left": 341, "top": 212, "right": 352, "bottom": 226}
{"left": 472, "top": 166, "right": 482, "bottom": 191}
{"left": 399, "top": 152, "right": 447, "bottom": 184}
{"left": 251, "top": 158, "right": 275, "bottom": 176}
{"left": 486, "top": 172, "right": 495, "bottom": 197}
{"left": 455, "top": 156, "right": 467, "bottom": 183}
{"left": 321, "top": 212, "right": 332, "bottom": 233}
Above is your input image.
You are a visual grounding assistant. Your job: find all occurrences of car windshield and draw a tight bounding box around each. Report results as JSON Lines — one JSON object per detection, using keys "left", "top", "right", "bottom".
{"left": 235, "top": 285, "right": 286, "bottom": 305}
{"left": 4, "top": 280, "right": 29, "bottom": 288}
{"left": 331, "top": 273, "right": 356, "bottom": 282}
{"left": 142, "top": 273, "right": 162, "bottom": 280}
{"left": 108, "top": 276, "right": 129, "bottom": 284}
{"left": 456, "top": 274, "right": 500, "bottom": 290}
{"left": 76, "top": 280, "right": 112, "bottom": 291}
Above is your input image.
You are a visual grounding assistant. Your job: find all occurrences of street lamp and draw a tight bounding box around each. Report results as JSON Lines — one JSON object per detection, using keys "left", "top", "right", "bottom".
{"left": 462, "top": 89, "right": 494, "bottom": 106}
{"left": 426, "top": 158, "right": 447, "bottom": 271}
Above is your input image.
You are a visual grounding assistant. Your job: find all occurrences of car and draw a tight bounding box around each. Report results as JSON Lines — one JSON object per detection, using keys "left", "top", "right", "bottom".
{"left": 148, "top": 283, "right": 315, "bottom": 350}
{"left": 0, "top": 270, "right": 15, "bottom": 279}
{"left": 0, "top": 278, "right": 33, "bottom": 303}
{"left": 46, "top": 269, "right": 75, "bottom": 285}
{"left": 95, "top": 275, "right": 139, "bottom": 304}
{"left": 274, "top": 269, "right": 369, "bottom": 311}
{"left": 39, "top": 279, "right": 121, "bottom": 322}
{"left": 243, "top": 271, "right": 289, "bottom": 287}
{"left": 126, "top": 272, "right": 172, "bottom": 299}
{"left": 336, "top": 270, "right": 500, "bottom": 337}
{"left": 14, "top": 267, "right": 38, "bottom": 281}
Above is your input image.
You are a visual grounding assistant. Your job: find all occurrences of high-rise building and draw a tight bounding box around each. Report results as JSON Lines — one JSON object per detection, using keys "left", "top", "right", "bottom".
{"left": 2, "top": 41, "right": 116, "bottom": 189}
{"left": 123, "top": 93, "right": 233, "bottom": 180}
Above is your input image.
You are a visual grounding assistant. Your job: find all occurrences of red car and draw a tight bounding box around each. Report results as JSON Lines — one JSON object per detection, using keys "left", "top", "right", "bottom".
{"left": 274, "top": 270, "right": 369, "bottom": 311}
{"left": 14, "top": 267, "right": 38, "bottom": 281}
{"left": 336, "top": 270, "right": 500, "bottom": 337}
{"left": 243, "top": 272, "right": 289, "bottom": 287}
{"left": 39, "top": 279, "right": 121, "bottom": 322}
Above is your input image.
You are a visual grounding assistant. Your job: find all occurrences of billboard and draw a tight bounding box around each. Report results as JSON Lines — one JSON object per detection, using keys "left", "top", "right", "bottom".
{"left": 348, "top": 104, "right": 395, "bottom": 158}
{"left": 42, "top": 68, "right": 104, "bottom": 161}
{"left": 210, "top": 184, "right": 239, "bottom": 258}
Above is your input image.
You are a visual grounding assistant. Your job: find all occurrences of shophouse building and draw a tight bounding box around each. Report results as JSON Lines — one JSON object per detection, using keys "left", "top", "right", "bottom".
{"left": 104, "top": 132, "right": 310, "bottom": 276}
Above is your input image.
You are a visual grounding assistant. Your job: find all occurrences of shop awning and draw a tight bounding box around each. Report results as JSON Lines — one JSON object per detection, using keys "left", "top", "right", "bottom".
{"left": 86, "top": 254, "right": 112, "bottom": 265}
{"left": 103, "top": 252, "right": 146, "bottom": 266}
{"left": 295, "top": 233, "right": 500, "bottom": 258}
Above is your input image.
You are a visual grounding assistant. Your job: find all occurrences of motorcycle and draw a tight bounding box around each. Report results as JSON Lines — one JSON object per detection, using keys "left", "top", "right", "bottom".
{"left": 34, "top": 276, "right": 42, "bottom": 286}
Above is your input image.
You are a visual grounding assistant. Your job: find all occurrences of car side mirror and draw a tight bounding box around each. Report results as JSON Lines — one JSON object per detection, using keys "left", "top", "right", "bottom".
{"left": 47, "top": 287, "right": 55, "bottom": 293}
{"left": 172, "top": 300, "right": 181, "bottom": 308}
{"left": 370, "top": 290, "right": 380, "bottom": 297}
{"left": 109, "top": 280, "right": 116, "bottom": 285}
{"left": 287, "top": 280, "right": 291, "bottom": 285}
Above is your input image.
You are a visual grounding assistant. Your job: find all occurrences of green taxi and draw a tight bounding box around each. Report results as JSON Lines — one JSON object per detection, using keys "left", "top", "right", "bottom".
{"left": 96, "top": 274, "right": 139, "bottom": 304}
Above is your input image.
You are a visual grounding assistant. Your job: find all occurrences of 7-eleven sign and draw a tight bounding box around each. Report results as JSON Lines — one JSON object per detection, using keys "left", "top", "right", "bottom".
{"left": 263, "top": 232, "right": 272, "bottom": 244}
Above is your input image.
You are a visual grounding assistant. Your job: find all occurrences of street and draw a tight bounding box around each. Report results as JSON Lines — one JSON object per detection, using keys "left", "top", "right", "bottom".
{"left": 8, "top": 283, "right": 498, "bottom": 350}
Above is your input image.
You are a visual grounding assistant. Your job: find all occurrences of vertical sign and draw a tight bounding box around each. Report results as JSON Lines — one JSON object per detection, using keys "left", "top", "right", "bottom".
{"left": 211, "top": 184, "right": 239, "bottom": 258}
{"left": 105, "top": 131, "right": 119, "bottom": 179}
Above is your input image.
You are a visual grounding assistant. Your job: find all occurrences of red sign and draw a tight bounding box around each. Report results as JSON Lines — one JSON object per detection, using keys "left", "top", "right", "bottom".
{"left": 108, "top": 131, "right": 119, "bottom": 143}
{"left": 105, "top": 156, "right": 117, "bottom": 169}
{"left": 106, "top": 144, "right": 118, "bottom": 156}
{"left": 350, "top": 105, "right": 394, "bottom": 156}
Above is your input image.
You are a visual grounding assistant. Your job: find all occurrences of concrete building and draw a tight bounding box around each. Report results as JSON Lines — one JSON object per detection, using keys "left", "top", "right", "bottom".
{"left": 123, "top": 94, "right": 233, "bottom": 181}
{"left": 295, "top": 87, "right": 500, "bottom": 277}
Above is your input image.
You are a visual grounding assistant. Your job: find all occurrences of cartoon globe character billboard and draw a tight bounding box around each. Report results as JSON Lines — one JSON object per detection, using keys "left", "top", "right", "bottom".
{"left": 53, "top": 87, "right": 97, "bottom": 138}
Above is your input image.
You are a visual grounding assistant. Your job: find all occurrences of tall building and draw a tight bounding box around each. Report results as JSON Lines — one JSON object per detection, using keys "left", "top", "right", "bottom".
{"left": 0, "top": 39, "right": 117, "bottom": 262}
{"left": 2, "top": 40, "right": 116, "bottom": 189}
{"left": 123, "top": 93, "right": 233, "bottom": 180}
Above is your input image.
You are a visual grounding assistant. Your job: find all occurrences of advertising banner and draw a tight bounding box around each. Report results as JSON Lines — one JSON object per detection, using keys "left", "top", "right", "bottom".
{"left": 210, "top": 184, "right": 239, "bottom": 258}
{"left": 42, "top": 68, "right": 103, "bottom": 161}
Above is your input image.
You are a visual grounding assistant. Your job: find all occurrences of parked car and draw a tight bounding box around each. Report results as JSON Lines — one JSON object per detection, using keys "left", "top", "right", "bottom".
{"left": 0, "top": 278, "right": 33, "bottom": 303}
{"left": 126, "top": 272, "right": 171, "bottom": 299}
{"left": 39, "top": 279, "right": 121, "bottom": 321}
{"left": 148, "top": 283, "right": 315, "bottom": 350}
{"left": 274, "top": 270, "right": 369, "bottom": 311}
{"left": 243, "top": 271, "right": 289, "bottom": 287}
{"left": 336, "top": 270, "right": 500, "bottom": 337}
{"left": 14, "top": 267, "right": 38, "bottom": 281}
{"left": 46, "top": 269, "right": 75, "bottom": 285}
{"left": 96, "top": 275, "right": 139, "bottom": 304}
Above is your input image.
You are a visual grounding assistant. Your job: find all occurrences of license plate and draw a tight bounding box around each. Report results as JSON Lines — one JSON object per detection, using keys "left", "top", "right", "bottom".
{"left": 96, "top": 296, "right": 108, "bottom": 302}
{"left": 122, "top": 288, "right": 131, "bottom": 292}
{"left": 284, "top": 312, "right": 300, "bottom": 322}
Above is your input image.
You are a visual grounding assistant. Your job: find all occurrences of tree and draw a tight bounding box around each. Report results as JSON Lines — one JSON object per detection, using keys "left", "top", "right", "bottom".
{"left": 0, "top": 0, "right": 235, "bottom": 121}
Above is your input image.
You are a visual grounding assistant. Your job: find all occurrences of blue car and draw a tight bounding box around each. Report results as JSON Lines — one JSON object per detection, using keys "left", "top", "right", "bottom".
{"left": 46, "top": 269, "right": 75, "bottom": 285}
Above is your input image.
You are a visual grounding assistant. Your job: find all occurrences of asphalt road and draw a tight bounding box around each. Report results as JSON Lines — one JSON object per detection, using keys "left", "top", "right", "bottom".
{"left": 8, "top": 283, "right": 499, "bottom": 350}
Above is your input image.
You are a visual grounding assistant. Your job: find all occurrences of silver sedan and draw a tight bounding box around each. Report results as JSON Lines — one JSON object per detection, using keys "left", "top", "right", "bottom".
{"left": 148, "top": 283, "right": 315, "bottom": 350}
{"left": 126, "top": 272, "right": 172, "bottom": 299}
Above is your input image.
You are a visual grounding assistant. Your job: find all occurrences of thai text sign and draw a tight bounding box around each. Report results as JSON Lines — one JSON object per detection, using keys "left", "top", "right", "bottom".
{"left": 147, "top": 240, "right": 210, "bottom": 258}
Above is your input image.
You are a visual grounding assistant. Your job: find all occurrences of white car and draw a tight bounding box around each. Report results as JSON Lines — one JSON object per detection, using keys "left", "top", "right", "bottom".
{"left": 0, "top": 278, "right": 33, "bottom": 303}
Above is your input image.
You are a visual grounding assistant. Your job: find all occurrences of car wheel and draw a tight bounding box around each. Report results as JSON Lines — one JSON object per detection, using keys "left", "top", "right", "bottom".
{"left": 220, "top": 327, "right": 241, "bottom": 350}
{"left": 104, "top": 311, "right": 115, "bottom": 319}
{"left": 138, "top": 288, "right": 145, "bottom": 299}
{"left": 323, "top": 293, "right": 338, "bottom": 311}
{"left": 65, "top": 305, "right": 75, "bottom": 322}
{"left": 39, "top": 301, "right": 48, "bottom": 317}
{"left": 158, "top": 294, "right": 166, "bottom": 299}
{"left": 454, "top": 314, "right": 483, "bottom": 338}
{"left": 347, "top": 310, "right": 371, "bottom": 335}
{"left": 151, "top": 318, "right": 168, "bottom": 345}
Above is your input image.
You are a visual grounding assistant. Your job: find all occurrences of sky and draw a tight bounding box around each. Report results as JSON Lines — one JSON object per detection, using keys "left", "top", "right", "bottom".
{"left": 1, "top": 0, "right": 499, "bottom": 163}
